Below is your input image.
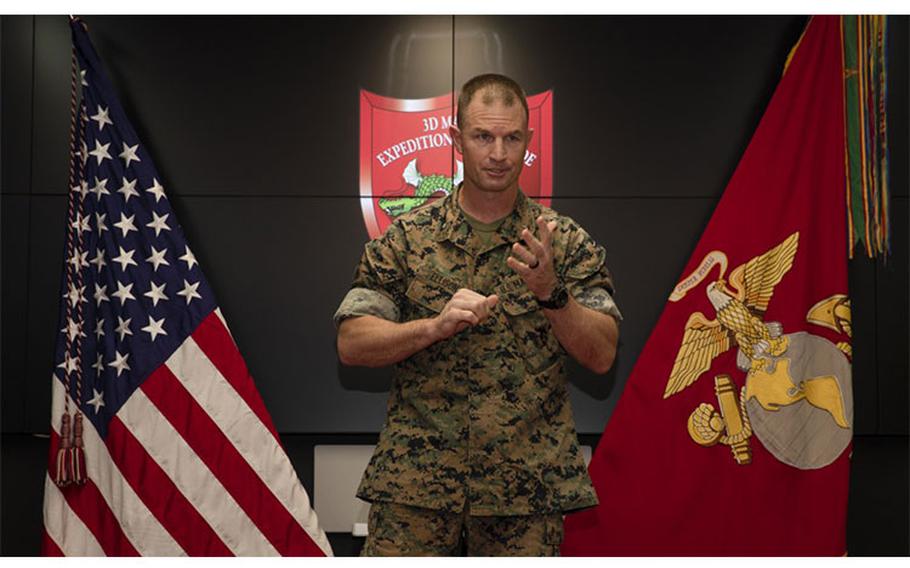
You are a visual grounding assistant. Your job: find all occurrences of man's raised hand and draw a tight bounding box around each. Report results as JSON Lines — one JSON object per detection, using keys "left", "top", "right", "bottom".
{"left": 506, "top": 215, "right": 559, "bottom": 300}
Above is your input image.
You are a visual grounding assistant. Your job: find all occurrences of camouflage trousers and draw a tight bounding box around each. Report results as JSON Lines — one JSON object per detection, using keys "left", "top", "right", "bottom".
{"left": 360, "top": 501, "right": 564, "bottom": 556}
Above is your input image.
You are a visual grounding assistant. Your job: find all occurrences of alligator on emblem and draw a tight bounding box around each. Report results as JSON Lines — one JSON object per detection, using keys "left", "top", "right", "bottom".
{"left": 378, "top": 158, "right": 464, "bottom": 218}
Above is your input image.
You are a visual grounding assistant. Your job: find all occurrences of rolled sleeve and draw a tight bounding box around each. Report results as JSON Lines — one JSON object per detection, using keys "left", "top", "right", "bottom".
{"left": 333, "top": 287, "right": 401, "bottom": 327}
{"left": 561, "top": 223, "right": 623, "bottom": 323}
{"left": 334, "top": 222, "right": 408, "bottom": 328}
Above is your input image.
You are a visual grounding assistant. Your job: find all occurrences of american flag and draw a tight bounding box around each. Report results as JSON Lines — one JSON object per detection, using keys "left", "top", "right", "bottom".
{"left": 41, "top": 18, "right": 332, "bottom": 556}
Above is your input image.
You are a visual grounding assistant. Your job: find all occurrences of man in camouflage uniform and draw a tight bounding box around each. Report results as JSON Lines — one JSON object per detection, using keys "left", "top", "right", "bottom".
{"left": 335, "top": 74, "right": 622, "bottom": 556}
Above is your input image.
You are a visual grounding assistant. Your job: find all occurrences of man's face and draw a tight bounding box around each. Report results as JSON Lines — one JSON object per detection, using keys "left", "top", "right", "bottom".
{"left": 451, "top": 92, "right": 533, "bottom": 195}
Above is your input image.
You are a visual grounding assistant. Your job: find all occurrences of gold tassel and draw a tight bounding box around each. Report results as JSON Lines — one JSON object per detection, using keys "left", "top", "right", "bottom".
{"left": 72, "top": 413, "right": 87, "bottom": 485}
{"left": 55, "top": 413, "right": 72, "bottom": 487}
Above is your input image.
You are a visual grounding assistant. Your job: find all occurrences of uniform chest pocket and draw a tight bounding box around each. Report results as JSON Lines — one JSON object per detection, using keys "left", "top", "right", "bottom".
{"left": 497, "top": 277, "right": 563, "bottom": 373}
{"left": 404, "top": 269, "right": 460, "bottom": 317}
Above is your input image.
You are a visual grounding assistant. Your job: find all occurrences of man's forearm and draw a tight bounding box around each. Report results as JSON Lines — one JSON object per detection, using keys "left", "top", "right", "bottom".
{"left": 337, "top": 315, "right": 439, "bottom": 368}
{"left": 542, "top": 297, "right": 618, "bottom": 374}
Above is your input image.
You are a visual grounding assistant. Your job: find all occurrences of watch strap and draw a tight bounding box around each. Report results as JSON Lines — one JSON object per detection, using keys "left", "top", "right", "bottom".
{"left": 538, "top": 281, "right": 569, "bottom": 310}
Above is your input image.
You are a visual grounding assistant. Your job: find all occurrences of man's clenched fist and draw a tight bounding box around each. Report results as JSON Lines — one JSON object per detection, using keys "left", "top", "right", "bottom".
{"left": 430, "top": 288, "right": 499, "bottom": 341}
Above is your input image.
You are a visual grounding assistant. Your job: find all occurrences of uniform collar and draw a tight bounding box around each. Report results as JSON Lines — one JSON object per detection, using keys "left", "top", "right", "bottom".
{"left": 435, "top": 184, "right": 540, "bottom": 252}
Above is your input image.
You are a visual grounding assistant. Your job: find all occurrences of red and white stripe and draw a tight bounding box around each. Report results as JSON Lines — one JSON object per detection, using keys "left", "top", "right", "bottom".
{"left": 43, "top": 310, "right": 333, "bottom": 556}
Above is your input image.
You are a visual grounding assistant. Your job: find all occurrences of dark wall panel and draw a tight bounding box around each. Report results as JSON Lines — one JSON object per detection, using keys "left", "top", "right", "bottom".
{"left": 29, "top": 16, "right": 70, "bottom": 197}
{"left": 850, "top": 256, "right": 881, "bottom": 436}
{"left": 877, "top": 197, "right": 909, "bottom": 434}
{"left": 1, "top": 16, "right": 35, "bottom": 195}
{"left": 453, "top": 15, "right": 809, "bottom": 199}
{"left": 0, "top": 435, "right": 47, "bottom": 556}
{"left": 845, "top": 435, "right": 910, "bottom": 555}
{"left": 888, "top": 16, "right": 908, "bottom": 198}
{"left": 40, "top": 16, "right": 455, "bottom": 197}
{"left": 22, "top": 195, "right": 66, "bottom": 433}
{"left": 877, "top": 15, "right": 909, "bottom": 433}
{"left": 1, "top": 196, "right": 31, "bottom": 431}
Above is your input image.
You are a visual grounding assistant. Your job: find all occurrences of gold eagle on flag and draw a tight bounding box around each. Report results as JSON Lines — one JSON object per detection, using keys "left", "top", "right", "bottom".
{"left": 663, "top": 233, "right": 799, "bottom": 399}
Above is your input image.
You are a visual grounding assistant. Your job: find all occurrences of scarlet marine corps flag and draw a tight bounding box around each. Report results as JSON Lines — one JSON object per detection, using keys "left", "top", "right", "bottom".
{"left": 563, "top": 16, "right": 888, "bottom": 556}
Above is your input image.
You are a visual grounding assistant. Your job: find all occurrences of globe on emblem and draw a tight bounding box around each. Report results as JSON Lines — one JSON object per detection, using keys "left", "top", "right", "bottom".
{"left": 743, "top": 332, "right": 853, "bottom": 469}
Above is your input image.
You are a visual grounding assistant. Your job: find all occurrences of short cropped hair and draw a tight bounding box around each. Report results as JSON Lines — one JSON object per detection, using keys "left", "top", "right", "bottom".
{"left": 456, "top": 73, "right": 529, "bottom": 130}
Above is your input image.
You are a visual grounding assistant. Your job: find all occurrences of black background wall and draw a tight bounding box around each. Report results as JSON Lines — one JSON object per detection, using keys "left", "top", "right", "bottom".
{"left": 1, "top": 15, "right": 907, "bottom": 556}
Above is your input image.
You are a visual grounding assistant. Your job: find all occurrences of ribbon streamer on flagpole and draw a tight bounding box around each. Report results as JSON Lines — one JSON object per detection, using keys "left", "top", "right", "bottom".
{"left": 843, "top": 15, "right": 890, "bottom": 260}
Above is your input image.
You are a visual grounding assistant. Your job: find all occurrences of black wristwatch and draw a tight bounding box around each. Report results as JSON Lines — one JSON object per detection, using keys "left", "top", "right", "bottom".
{"left": 538, "top": 280, "right": 569, "bottom": 310}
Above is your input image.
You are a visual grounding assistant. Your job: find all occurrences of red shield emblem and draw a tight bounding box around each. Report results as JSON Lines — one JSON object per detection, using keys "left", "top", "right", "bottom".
{"left": 359, "top": 89, "right": 554, "bottom": 239}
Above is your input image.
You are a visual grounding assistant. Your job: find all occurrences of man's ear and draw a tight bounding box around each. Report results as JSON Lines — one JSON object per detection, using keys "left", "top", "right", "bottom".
{"left": 527, "top": 127, "right": 535, "bottom": 145}
{"left": 450, "top": 125, "right": 463, "bottom": 154}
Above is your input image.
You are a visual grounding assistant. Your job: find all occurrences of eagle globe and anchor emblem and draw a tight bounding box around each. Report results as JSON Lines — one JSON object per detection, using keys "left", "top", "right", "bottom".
{"left": 665, "top": 232, "right": 853, "bottom": 470}
{"left": 359, "top": 89, "right": 553, "bottom": 239}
